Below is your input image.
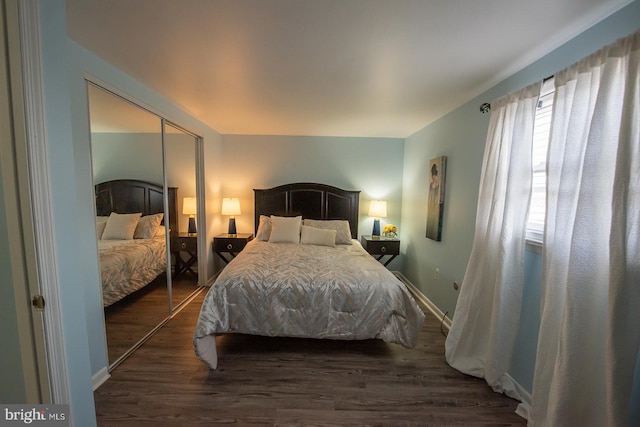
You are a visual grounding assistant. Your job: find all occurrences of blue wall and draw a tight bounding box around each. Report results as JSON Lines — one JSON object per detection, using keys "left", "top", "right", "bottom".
{"left": 91, "top": 133, "right": 164, "bottom": 185}
{"left": 400, "top": 0, "right": 640, "bottom": 395}
{"left": 220, "top": 134, "right": 405, "bottom": 268}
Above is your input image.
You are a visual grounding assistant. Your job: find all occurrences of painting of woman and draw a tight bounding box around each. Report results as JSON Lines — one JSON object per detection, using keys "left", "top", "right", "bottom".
{"left": 426, "top": 156, "right": 446, "bottom": 241}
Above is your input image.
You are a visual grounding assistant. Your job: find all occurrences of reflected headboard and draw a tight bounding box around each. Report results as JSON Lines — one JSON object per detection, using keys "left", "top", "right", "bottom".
{"left": 254, "top": 182, "right": 360, "bottom": 238}
{"left": 95, "top": 179, "right": 179, "bottom": 234}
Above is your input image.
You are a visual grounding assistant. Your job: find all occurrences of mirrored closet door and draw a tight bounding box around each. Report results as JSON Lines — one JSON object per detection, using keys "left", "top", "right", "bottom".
{"left": 87, "top": 83, "right": 202, "bottom": 367}
{"left": 164, "top": 122, "right": 200, "bottom": 310}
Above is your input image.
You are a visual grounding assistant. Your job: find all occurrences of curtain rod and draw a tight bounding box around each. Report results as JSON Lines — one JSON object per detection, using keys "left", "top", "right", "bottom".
{"left": 480, "top": 75, "right": 554, "bottom": 114}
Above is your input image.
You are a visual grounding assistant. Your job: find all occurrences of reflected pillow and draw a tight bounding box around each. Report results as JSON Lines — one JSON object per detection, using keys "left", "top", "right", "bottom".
{"left": 134, "top": 213, "right": 164, "bottom": 239}
{"left": 256, "top": 215, "right": 272, "bottom": 241}
{"left": 154, "top": 225, "right": 166, "bottom": 238}
{"left": 302, "top": 219, "right": 353, "bottom": 245}
{"left": 268, "top": 215, "right": 302, "bottom": 243}
{"left": 96, "top": 221, "right": 107, "bottom": 240}
{"left": 96, "top": 215, "right": 110, "bottom": 240}
{"left": 101, "top": 212, "right": 142, "bottom": 240}
{"left": 300, "top": 225, "right": 336, "bottom": 247}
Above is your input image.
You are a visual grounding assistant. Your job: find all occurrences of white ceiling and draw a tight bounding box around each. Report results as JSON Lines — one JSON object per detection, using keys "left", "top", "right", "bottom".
{"left": 67, "top": 0, "right": 631, "bottom": 138}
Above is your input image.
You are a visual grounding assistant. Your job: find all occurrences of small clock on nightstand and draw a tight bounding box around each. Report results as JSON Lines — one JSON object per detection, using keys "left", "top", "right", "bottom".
{"left": 213, "top": 233, "right": 254, "bottom": 264}
{"left": 360, "top": 235, "right": 400, "bottom": 267}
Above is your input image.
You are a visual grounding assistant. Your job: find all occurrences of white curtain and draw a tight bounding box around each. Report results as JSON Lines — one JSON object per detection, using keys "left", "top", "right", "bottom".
{"left": 531, "top": 30, "right": 640, "bottom": 427}
{"left": 445, "top": 83, "right": 540, "bottom": 404}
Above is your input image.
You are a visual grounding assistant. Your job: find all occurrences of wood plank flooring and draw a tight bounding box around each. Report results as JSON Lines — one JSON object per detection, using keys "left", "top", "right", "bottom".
{"left": 94, "top": 290, "right": 526, "bottom": 426}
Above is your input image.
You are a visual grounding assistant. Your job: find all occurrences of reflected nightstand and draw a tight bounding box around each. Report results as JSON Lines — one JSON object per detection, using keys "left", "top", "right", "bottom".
{"left": 171, "top": 233, "right": 198, "bottom": 278}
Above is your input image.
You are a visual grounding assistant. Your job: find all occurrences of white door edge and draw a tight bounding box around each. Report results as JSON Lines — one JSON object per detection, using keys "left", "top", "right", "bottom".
{"left": 17, "top": 0, "right": 70, "bottom": 405}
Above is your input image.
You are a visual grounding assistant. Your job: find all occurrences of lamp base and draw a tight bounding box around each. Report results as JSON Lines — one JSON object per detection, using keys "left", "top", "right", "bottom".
{"left": 228, "top": 217, "right": 237, "bottom": 235}
{"left": 372, "top": 218, "right": 381, "bottom": 237}
{"left": 188, "top": 217, "right": 197, "bottom": 235}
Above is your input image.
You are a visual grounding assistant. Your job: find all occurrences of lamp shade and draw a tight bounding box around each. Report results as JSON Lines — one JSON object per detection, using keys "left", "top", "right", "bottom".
{"left": 182, "top": 197, "right": 197, "bottom": 216}
{"left": 368, "top": 200, "right": 387, "bottom": 218}
{"left": 221, "top": 198, "right": 241, "bottom": 216}
{"left": 222, "top": 198, "right": 241, "bottom": 235}
{"left": 182, "top": 197, "right": 197, "bottom": 234}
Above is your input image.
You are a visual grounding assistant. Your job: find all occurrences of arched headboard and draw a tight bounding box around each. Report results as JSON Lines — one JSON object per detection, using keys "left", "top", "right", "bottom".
{"left": 95, "top": 179, "right": 179, "bottom": 234}
{"left": 254, "top": 183, "right": 360, "bottom": 238}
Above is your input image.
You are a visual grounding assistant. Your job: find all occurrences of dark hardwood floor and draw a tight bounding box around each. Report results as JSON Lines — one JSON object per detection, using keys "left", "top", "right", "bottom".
{"left": 95, "top": 289, "right": 526, "bottom": 426}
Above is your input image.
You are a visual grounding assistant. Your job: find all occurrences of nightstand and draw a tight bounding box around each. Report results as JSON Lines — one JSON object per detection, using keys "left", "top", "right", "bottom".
{"left": 171, "top": 233, "right": 198, "bottom": 278}
{"left": 213, "top": 233, "right": 254, "bottom": 264}
{"left": 360, "top": 235, "right": 400, "bottom": 267}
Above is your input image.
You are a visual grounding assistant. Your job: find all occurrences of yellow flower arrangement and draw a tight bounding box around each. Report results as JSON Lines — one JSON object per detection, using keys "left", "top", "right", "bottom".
{"left": 383, "top": 224, "right": 397, "bottom": 238}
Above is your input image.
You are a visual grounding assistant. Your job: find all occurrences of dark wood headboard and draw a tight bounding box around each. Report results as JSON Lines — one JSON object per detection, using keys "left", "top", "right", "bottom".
{"left": 95, "top": 179, "right": 179, "bottom": 234}
{"left": 254, "top": 183, "right": 360, "bottom": 238}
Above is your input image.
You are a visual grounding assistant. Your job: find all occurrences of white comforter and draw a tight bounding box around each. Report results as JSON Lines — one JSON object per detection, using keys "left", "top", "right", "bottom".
{"left": 194, "top": 239, "right": 425, "bottom": 369}
{"left": 99, "top": 236, "right": 166, "bottom": 307}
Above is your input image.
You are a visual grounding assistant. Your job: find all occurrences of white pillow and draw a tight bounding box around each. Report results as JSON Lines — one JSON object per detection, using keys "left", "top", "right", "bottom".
{"left": 302, "top": 219, "right": 353, "bottom": 245}
{"left": 256, "top": 215, "right": 272, "bottom": 241}
{"left": 101, "top": 212, "right": 142, "bottom": 240}
{"left": 268, "top": 215, "right": 302, "bottom": 243}
{"left": 134, "top": 213, "right": 164, "bottom": 239}
{"left": 300, "top": 225, "right": 336, "bottom": 247}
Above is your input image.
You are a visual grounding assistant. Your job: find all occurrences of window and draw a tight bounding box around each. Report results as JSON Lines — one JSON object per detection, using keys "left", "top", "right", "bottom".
{"left": 527, "top": 78, "right": 554, "bottom": 244}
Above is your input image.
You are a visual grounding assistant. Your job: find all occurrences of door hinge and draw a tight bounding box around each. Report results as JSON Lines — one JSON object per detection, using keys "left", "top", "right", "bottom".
{"left": 32, "top": 295, "right": 45, "bottom": 309}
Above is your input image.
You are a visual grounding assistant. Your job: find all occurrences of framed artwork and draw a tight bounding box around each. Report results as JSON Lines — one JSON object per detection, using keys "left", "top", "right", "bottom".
{"left": 426, "top": 156, "right": 447, "bottom": 241}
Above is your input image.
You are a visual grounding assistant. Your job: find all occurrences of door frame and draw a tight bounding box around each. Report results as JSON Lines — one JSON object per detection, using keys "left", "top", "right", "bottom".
{"left": 0, "top": 0, "right": 44, "bottom": 404}
{"left": 3, "top": 0, "right": 70, "bottom": 404}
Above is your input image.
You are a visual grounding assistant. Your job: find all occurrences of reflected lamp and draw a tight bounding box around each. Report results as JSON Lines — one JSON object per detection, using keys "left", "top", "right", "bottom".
{"left": 368, "top": 200, "right": 387, "bottom": 237}
{"left": 183, "top": 197, "right": 197, "bottom": 235}
{"left": 221, "top": 198, "right": 241, "bottom": 235}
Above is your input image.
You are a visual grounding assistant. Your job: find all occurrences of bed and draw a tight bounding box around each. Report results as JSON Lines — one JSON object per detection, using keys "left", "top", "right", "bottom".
{"left": 95, "top": 179, "right": 178, "bottom": 307}
{"left": 194, "top": 182, "right": 426, "bottom": 369}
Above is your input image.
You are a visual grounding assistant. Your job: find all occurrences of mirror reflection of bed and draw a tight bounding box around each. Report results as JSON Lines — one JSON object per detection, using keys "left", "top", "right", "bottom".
{"left": 88, "top": 83, "right": 201, "bottom": 367}
{"left": 95, "top": 179, "right": 175, "bottom": 363}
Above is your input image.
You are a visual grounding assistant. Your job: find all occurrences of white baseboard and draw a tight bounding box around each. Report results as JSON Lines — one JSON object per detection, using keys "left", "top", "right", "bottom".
{"left": 393, "top": 271, "right": 452, "bottom": 330}
{"left": 516, "top": 400, "right": 531, "bottom": 420}
{"left": 513, "top": 376, "right": 532, "bottom": 420}
{"left": 92, "top": 367, "right": 110, "bottom": 391}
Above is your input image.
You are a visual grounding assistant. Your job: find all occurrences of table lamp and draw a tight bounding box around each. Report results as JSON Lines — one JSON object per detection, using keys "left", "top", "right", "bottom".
{"left": 221, "top": 198, "right": 241, "bottom": 235}
{"left": 368, "top": 200, "right": 387, "bottom": 237}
